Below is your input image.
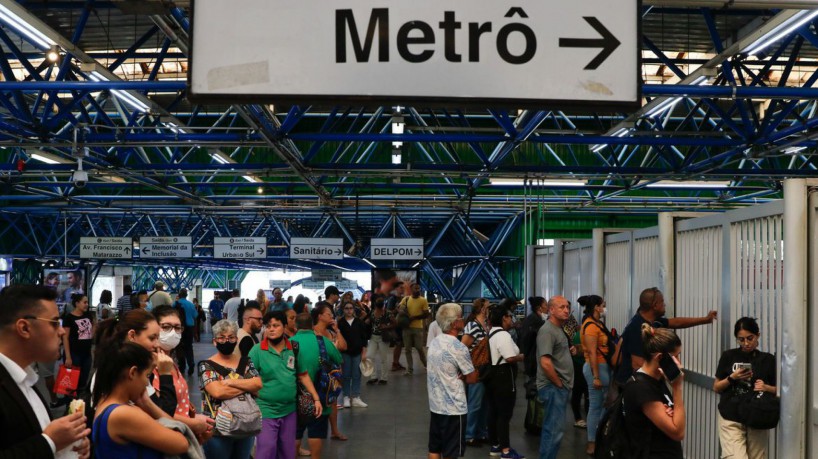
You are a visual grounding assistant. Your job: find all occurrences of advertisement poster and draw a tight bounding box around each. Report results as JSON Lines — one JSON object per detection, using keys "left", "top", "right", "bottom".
{"left": 43, "top": 268, "right": 86, "bottom": 312}
{"left": 371, "top": 269, "right": 418, "bottom": 297}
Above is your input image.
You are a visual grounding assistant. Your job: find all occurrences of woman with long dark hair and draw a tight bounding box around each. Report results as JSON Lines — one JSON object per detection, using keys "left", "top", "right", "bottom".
{"left": 61, "top": 293, "right": 95, "bottom": 400}
{"left": 713, "top": 317, "right": 776, "bottom": 459}
{"left": 92, "top": 342, "right": 188, "bottom": 458}
{"left": 578, "top": 294, "right": 615, "bottom": 456}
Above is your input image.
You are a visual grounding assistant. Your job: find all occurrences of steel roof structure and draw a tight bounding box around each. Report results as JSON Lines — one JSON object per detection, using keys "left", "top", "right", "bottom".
{"left": 1, "top": 0, "right": 817, "bottom": 298}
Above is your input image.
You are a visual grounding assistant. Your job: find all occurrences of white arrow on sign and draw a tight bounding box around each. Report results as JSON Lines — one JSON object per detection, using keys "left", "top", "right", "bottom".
{"left": 290, "top": 237, "right": 344, "bottom": 260}
{"left": 370, "top": 238, "right": 424, "bottom": 260}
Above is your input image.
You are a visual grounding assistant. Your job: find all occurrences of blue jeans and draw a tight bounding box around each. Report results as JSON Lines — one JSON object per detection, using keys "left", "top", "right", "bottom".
{"left": 466, "top": 382, "right": 488, "bottom": 441}
{"left": 583, "top": 362, "right": 611, "bottom": 443}
{"left": 538, "top": 384, "right": 571, "bottom": 459}
{"left": 203, "top": 435, "right": 255, "bottom": 459}
{"left": 342, "top": 353, "right": 362, "bottom": 398}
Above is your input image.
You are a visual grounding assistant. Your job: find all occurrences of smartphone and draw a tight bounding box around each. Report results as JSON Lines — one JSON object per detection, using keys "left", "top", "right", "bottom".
{"left": 732, "top": 362, "right": 752, "bottom": 373}
{"left": 659, "top": 353, "right": 682, "bottom": 382}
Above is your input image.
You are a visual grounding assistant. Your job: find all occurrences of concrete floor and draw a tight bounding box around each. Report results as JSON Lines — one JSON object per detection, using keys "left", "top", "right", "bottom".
{"left": 43, "top": 333, "right": 591, "bottom": 458}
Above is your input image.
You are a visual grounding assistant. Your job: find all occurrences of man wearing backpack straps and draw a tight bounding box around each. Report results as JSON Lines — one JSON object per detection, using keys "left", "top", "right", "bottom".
{"left": 290, "top": 312, "right": 342, "bottom": 459}
{"left": 536, "top": 296, "right": 574, "bottom": 459}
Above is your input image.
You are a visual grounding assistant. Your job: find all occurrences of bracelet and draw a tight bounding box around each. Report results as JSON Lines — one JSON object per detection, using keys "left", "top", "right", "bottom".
{"left": 313, "top": 399, "right": 320, "bottom": 402}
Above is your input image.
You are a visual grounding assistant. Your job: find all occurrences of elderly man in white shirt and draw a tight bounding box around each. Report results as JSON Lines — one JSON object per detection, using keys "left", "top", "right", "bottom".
{"left": 0, "top": 284, "right": 91, "bottom": 459}
{"left": 426, "top": 303, "right": 478, "bottom": 459}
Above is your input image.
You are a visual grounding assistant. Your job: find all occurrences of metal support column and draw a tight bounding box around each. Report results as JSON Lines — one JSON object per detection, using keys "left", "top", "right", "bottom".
{"left": 553, "top": 240, "right": 565, "bottom": 296}
{"left": 525, "top": 244, "right": 535, "bottom": 312}
{"left": 658, "top": 213, "right": 676, "bottom": 314}
{"left": 781, "top": 179, "right": 808, "bottom": 459}
{"left": 592, "top": 229, "right": 605, "bottom": 297}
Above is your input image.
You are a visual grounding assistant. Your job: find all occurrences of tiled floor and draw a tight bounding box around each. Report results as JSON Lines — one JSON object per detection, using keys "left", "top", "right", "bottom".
{"left": 44, "top": 333, "right": 591, "bottom": 458}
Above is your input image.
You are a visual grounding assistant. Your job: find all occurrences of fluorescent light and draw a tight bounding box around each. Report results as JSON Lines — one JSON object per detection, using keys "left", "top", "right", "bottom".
{"left": 392, "top": 114, "right": 404, "bottom": 148}
{"left": 0, "top": 3, "right": 55, "bottom": 50}
{"left": 645, "top": 180, "right": 730, "bottom": 189}
{"left": 209, "top": 150, "right": 232, "bottom": 164}
{"left": 87, "top": 70, "right": 149, "bottom": 112}
{"left": 488, "top": 178, "right": 585, "bottom": 187}
{"left": 242, "top": 175, "right": 260, "bottom": 183}
{"left": 591, "top": 127, "right": 631, "bottom": 153}
{"left": 29, "top": 150, "right": 71, "bottom": 164}
{"left": 30, "top": 153, "right": 60, "bottom": 164}
{"left": 645, "top": 97, "right": 681, "bottom": 117}
{"left": 745, "top": 10, "right": 818, "bottom": 56}
{"left": 782, "top": 146, "right": 807, "bottom": 154}
{"left": 391, "top": 151, "right": 401, "bottom": 165}
{"left": 362, "top": 258, "right": 377, "bottom": 268}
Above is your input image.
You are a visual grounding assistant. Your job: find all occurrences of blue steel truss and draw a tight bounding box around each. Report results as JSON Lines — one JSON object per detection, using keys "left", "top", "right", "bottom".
{"left": 1, "top": 3, "right": 818, "bottom": 299}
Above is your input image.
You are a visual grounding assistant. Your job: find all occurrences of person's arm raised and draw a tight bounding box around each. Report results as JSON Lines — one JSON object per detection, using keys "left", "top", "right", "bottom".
{"left": 667, "top": 310, "right": 717, "bottom": 329}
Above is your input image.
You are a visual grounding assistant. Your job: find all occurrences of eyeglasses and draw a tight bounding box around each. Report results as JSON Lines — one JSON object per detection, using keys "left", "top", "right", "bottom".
{"left": 736, "top": 335, "right": 757, "bottom": 344}
{"left": 215, "top": 336, "right": 238, "bottom": 343}
{"left": 23, "top": 316, "right": 62, "bottom": 329}
{"left": 159, "top": 323, "right": 183, "bottom": 333}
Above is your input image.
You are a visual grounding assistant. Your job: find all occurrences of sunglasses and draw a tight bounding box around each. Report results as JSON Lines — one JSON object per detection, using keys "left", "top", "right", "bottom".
{"left": 24, "top": 316, "right": 62, "bottom": 329}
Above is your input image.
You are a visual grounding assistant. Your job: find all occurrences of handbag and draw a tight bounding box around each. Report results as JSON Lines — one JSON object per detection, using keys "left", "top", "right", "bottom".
{"left": 292, "top": 342, "right": 317, "bottom": 427}
{"left": 737, "top": 391, "right": 780, "bottom": 430}
{"left": 316, "top": 335, "right": 343, "bottom": 405}
{"left": 202, "top": 357, "right": 262, "bottom": 437}
{"left": 54, "top": 364, "right": 80, "bottom": 396}
{"left": 396, "top": 298, "right": 411, "bottom": 329}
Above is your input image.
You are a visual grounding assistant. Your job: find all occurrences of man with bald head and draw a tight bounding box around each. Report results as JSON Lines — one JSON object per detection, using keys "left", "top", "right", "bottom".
{"left": 614, "top": 287, "right": 717, "bottom": 385}
{"left": 536, "top": 295, "right": 574, "bottom": 459}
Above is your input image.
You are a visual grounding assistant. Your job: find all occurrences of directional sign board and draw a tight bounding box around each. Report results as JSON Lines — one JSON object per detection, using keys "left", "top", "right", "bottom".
{"left": 214, "top": 237, "right": 267, "bottom": 259}
{"left": 190, "top": 0, "right": 638, "bottom": 108}
{"left": 139, "top": 237, "right": 193, "bottom": 258}
{"left": 80, "top": 237, "right": 132, "bottom": 259}
{"left": 370, "top": 238, "right": 424, "bottom": 260}
{"left": 290, "top": 238, "right": 344, "bottom": 260}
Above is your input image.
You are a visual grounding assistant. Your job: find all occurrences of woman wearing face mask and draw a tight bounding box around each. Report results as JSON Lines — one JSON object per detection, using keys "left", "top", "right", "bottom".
{"left": 93, "top": 342, "right": 189, "bottom": 458}
{"left": 94, "top": 309, "right": 178, "bottom": 418}
{"left": 199, "top": 320, "right": 262, "bottom": 459}
{"left": 61, "top": 293, "right": 95, "bottom": 401}
{"left": 713, "top": 317, "right": 776, "bottom": 459}
{"left": 152, "top": 305, "right": 215, "bottom": 442}
{"left": 578, "top": 295, "right": 617, "bottom": 456}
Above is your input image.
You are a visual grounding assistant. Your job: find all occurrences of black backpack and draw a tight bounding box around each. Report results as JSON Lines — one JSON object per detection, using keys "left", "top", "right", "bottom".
{"left": 595, "top": 373, "right": 651, "bottom": 459}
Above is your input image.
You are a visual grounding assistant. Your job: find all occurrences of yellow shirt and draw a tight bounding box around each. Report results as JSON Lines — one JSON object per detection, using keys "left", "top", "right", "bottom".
{"left": 581, "top": 317, "right": 610, "bottom": 365}
{"left": 404, "top": 296, "right": 429, "bottom": 329}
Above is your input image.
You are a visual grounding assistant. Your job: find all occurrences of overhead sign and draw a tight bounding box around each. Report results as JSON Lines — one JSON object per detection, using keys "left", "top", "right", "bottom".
{"left": 370, "top": 238, "right": 424, "bottom": 260}
{"left": 214, "top": 237, "right": 266, "bottom": 259}
{"left": 79, "top": 237, "right": 132, "bottom": 259}
{"left": 302, "top": 281, "right": 326, "bottom": 290}
{"left": 290, "top": 237, "right": 344, "bottom": 260}
{"left": 139, "top": 237, "right": 192, "bottom": 258}
{"left": 312, "top": 269, "right": 343, "bottom": 281}
{"left": 269, "top": 280, "right": 291, "bottom": 290}
{"left": 189, "top": 0, "right": 638, "bottom": 107}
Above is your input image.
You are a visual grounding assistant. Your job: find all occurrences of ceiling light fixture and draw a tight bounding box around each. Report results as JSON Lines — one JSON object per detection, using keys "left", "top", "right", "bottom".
{"left": 84, "top": 67, "right": 149, "bottom": 112}
{"left": 745, "top": 10, "right": 818, "bottom": 56}
{"left": 29, "top": 149, "right": 71, "bottom": 164}
{"left": 46, "top": 44, "right": 59, "bottom": 62}
{"left": 644, "top": 180, "right": 730, "bottom": 189}
{"left": 0, "top": 2, "right": 55, "bottom": 50}
{"left": 590, "top": 127, "right": 632, "bottom": 153}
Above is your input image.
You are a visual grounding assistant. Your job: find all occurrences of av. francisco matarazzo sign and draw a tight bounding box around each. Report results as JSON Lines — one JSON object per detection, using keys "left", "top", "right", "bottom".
{"left": 189, "top": 0, "right": 638, "bottom": 106}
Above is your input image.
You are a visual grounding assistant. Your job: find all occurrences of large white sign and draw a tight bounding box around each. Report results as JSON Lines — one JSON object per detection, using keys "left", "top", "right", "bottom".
{"left": 290, "top": 237, "right": 344, "bottom": 260}
{"left": 139, "top": 237, "right": 193, "bottom": 258}
{"left": 370, "top": 238, "right": 424, "bottom": 260}
{"left": 214, "top": 237, "right": 267, "bottom": 259}
{"left": 79, "top": 237, "right": 132, "bottom": 259}
{"left": 190, "top": 0, "right": 638, "bottom": 106}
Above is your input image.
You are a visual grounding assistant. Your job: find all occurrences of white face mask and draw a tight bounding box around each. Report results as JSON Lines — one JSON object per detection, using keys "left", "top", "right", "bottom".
{"left": 159, "top": 329, "right": 182, "bottom": 351}
{"left": 540, "top": 311, "right": 548, "bottom": 320}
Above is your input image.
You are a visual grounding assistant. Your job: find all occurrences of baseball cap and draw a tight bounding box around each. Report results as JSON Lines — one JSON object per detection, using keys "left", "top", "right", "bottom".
{"left": 324, "top": 285, "right": 340, "bottom": 297}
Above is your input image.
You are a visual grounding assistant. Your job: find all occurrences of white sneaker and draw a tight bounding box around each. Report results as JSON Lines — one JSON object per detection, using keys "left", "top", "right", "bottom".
{"left": 343, "top": 396, "right": 351, "bottom": 408}
{"left": 351, "top": 397, "right": 368, "bottom": 408}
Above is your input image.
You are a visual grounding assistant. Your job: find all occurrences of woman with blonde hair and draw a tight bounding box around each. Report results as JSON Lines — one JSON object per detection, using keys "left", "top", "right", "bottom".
{"left": 256, "top": 289, "right": 270, "bottom": 315}
{"left": 622, "top": 324, "right": 685, "bottom": 459}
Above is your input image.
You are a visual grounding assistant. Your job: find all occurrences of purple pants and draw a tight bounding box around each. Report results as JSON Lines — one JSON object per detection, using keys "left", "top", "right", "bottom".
{"left": 255, "top": 411, "right": 297, "bottom": 459}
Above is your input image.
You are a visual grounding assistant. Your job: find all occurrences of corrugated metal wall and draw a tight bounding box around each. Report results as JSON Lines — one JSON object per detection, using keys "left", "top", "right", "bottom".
{"left": 534, "top": 246, "right": 554, "bottom": 301}
{"left": 603, "top": 234, "right": 633, "bottom": 334}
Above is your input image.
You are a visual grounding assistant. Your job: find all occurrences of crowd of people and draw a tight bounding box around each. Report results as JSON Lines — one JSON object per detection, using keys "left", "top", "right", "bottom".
{"left": 0, "top": 281, "right": 779, "bottom": 459}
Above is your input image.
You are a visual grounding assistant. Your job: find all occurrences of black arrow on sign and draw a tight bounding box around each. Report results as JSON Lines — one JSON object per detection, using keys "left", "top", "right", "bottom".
{"left": 142, "top": 248, "right": 150, "bottom": 255}
{"left": 558, "top": 17, "right": 620, "bottom": 70}
{"left": 257, "top": 248, "right": 264, "bottom": 255}
{"left": 335, "top": 248, "right": 343, "bottom": 256}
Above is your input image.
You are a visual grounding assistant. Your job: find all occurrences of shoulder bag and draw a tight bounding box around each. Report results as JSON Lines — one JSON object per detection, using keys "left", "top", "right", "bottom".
{"left": 202, "top": 357, "right": 262, "bottom": 437}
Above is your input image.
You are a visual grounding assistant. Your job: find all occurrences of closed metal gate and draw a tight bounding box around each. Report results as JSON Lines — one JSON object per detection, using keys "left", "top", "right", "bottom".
{"left": 604, "top": 233, "right": 633, "bottom": 334}
{"left": 534, "top": 246, "right": 555, "bottom": 300}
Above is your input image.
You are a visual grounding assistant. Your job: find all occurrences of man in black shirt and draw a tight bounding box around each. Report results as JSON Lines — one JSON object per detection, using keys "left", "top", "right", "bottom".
{"left": 235, "top": 305, "right": 262, "bottom": 358}
{"left": 614, "top": 287, "right": 717, "bottom": 385}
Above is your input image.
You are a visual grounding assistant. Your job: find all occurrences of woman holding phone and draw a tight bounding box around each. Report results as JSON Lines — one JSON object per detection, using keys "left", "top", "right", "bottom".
{"left": 622, "top": 324, "right": 685, "bottom": 459}
{"left": 712, "top": 317, "right": 776, "bottom": 459}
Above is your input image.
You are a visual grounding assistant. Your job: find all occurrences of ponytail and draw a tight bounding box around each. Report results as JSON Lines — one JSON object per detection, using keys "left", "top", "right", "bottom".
{"left": 93, "top": 309, "right": 157, "bottom": 367}
{"left": 577, "top": 295, "right": 603, "bottom": 318}
{"left": 640, "top": 323, "right": 681, "bottom": 361}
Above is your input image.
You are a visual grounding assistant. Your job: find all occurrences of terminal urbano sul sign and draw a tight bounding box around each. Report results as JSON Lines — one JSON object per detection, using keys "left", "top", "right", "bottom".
{"left": 189, "top": 0, "right": 639, "bottom": 109}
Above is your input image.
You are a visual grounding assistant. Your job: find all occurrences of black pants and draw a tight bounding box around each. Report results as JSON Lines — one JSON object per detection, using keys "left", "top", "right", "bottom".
{"left": 571, "top": 359, "right": 589, "bottom": 421}
{"left": 486, "top": 365, "right": 517, "bottom": 449}
{"left": 177, "top": 327, "right": 195, "bottom": 374}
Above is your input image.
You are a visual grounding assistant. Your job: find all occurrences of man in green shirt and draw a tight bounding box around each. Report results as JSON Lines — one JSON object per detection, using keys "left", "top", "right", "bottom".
{"left": 290, "top": 312, "right": 342, "bottom": 459}
{"left": 250, "top": 311, "right": 322, "bottom": 459}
